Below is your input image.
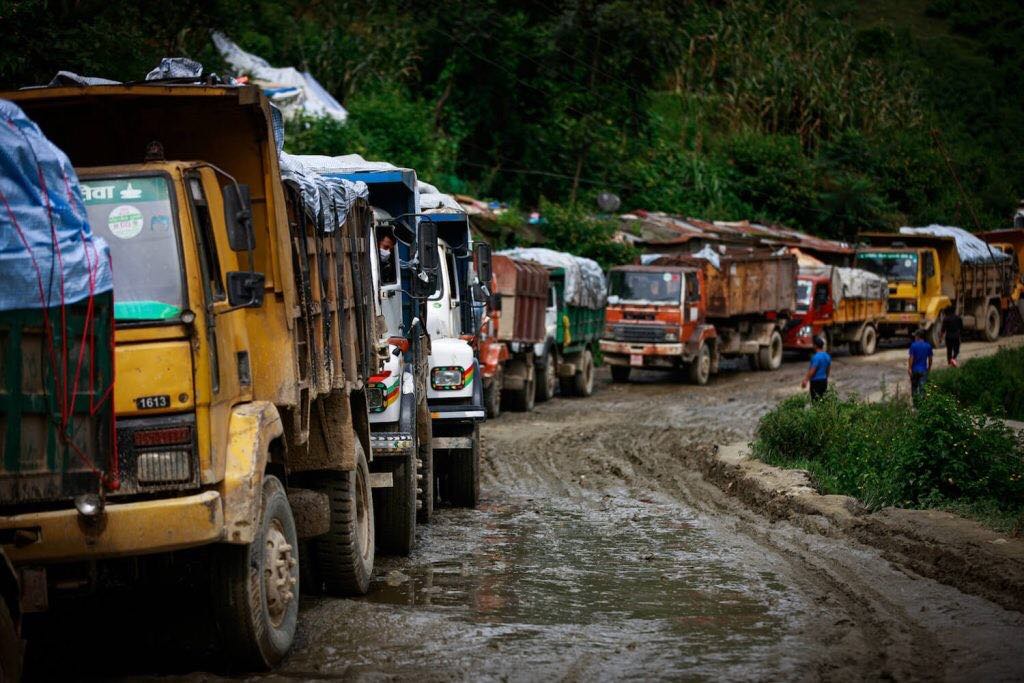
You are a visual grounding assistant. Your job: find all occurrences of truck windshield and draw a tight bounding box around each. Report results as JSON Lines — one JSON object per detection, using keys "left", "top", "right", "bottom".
{"left": 796, "top": 280, "right": 812, "bottom": 311}
{"left": 81, "top": 176, "right": 184, "bottom": 321}
{"left": 856, "top": 252, "right": 917, "bottom": 283}
{"left": 609, "top": 270, "right": 683, "bottom": 303}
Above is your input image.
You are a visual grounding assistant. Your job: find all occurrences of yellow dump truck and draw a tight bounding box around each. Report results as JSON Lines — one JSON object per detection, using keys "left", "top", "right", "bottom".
{"left": 0, "top": 84, "right": 401, "bottom": 668}
{"left": 856, "top": 231, "right": 1017, "bottom": 346}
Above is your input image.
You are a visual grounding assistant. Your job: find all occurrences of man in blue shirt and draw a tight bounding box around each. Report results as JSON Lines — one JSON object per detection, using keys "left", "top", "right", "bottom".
{"left": 908, "top": 329, "right": 933, "bottom": 403}
{"left": 801, "top": 337, "right": 831, "bottom": 400}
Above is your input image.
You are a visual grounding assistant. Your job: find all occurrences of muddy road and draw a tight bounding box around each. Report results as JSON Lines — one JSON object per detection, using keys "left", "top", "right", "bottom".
{"left": 28, "top": 339, "right": 1024, "bottom": 680}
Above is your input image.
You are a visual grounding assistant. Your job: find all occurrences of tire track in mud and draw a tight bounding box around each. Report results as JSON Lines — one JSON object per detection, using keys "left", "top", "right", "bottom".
{"left": 479, "top": 344, "right": 1024, "bottom": 680}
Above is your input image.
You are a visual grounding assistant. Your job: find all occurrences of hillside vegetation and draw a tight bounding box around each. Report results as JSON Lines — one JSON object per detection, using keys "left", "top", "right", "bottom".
{"left": 3, "top": 0, "right": 1022, "bottom": 260}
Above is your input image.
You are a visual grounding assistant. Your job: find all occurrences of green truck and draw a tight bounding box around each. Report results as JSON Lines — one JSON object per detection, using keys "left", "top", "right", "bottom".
{"left": 499, "top": 248, "right": 607, "bottom": 406}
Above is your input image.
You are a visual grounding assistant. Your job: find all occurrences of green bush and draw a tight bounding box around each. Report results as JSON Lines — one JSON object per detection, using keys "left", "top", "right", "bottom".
{"left": 929, "top": 346, "right": 1024, "bottom": 420}
{"left": 751, "top": 390, "right": 1024, "bottom": 526}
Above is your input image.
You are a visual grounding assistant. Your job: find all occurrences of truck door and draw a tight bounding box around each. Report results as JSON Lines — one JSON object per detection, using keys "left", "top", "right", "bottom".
{"left": 187, "top": 169, "right": 251, "bottom": 477}
{"left": 373, "top": 223, "right": 404, "bottom": 337}
{"left": 814, "top": 283, "right": 833, "bottom": 320}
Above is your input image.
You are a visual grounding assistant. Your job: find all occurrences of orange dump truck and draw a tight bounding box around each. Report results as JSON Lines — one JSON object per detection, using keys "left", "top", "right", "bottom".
{"left": 601, "top": 251, "right": 796, "bottom": 384}
{"left": 479, "top": 254, "right": 549, "bottom": 414}
{"left": 784, "top": 266, "right": 888, "bottom": 355}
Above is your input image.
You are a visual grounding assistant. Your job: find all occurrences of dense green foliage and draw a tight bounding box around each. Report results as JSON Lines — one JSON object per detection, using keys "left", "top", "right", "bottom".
{"left": 752, "top": 390, "right": 1024, "bottom": 531}
{"left": 929, "top": 345, "right": 1024, "bottom": 420}
{"left": 3, "top": 0, "right": 1023, "bottom": 247}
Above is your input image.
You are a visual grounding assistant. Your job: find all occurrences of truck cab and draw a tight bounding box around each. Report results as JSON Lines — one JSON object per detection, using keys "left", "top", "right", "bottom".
{"left": 418, "top": 188, "right": 488, "bottom": 508}
{"left": 856, "top": 238, "right": 952, "bottom": 345}
{"left": 786, "top": 274, "right": 834, "bottom": 350}
{"left": 601, "top": 265, "right": 717, "bottom": 384}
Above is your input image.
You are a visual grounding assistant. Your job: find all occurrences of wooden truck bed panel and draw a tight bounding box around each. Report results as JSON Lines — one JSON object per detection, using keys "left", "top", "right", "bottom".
{"left": 492, "top": 255, "right": 548, "bottom": 343}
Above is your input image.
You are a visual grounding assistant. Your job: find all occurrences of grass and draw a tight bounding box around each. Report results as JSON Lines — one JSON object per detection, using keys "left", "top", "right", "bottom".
{"left": 929, "top": 345, "right": 1024, "bottom": 421}
{"left": 751, "top": 388, "right": 1024, "bottom": 535}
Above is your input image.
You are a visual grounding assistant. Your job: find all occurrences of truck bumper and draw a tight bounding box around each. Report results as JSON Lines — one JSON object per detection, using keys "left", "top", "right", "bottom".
{"left": 0, "top": 491, "right": 224, "bottom": 564}
{"left": 600, "top": 340, "right": 685, "bottom": 369}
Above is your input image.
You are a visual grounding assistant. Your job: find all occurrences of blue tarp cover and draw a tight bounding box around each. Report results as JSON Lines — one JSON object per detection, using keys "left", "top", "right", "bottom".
{"left": 0, "top": 99, "right": 113, "bottom": 311}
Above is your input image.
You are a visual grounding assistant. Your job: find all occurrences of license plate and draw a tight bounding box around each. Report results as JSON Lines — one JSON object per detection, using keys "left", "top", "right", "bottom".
{"left": 630, "top": 353, "right": 644, "bottom": 367}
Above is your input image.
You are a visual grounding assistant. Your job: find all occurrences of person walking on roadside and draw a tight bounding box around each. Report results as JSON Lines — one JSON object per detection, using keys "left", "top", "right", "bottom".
{"left": 943, "top": 306, "right": 963, "bottom": 367}
{"left": 908, "top": 329, "right": 933, "bottom": 403}
{"left": 801, "top": 336, "right": 831, "bottom": 401}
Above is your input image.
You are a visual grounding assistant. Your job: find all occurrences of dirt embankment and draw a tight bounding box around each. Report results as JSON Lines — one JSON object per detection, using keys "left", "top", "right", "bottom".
{"left": 696, "top": 442, "right": 1024, "bottom": 613}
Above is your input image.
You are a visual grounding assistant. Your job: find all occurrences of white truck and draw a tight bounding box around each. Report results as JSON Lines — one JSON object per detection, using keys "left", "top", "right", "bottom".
{"left": 418, "top": 183, "right": 490, "bottom": 508}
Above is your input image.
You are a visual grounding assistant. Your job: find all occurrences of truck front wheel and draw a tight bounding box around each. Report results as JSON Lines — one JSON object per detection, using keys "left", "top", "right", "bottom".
{"left": 311, "top": 444, "right": 374, "bottom": 595}
{"left": 927, "top": 320, "right": 945, "bottom": 349}
{"left": 213, "top": 475, "right": 299, "bottom": 670}
{"left": 610, "top": 365, "right": 631, "bottom": 383}
{"left": 483, "top": 367, "right": 502, "bottom": 418}
{"left": 373, "top": 451, "right": 416, "bottom": 556}
{"left": 860, "top": 326, "right": 878, "bottom": 355}
{"left": 448, "top": 424, "right": 480, "bottom": 508}
{"left": 536, "top": 349, "right": 557, "bottom": 403}
{"left": 688, "top": 344, "right": 711, "bottom": 385}
{"left": 757, "top": 331, "right": 784, "bottom": 371}
{"left": 984, "top": 306, "right": 1001, "bottom": 342}
{"left": 573, "top": 348, "right": 596, "bottom": 397}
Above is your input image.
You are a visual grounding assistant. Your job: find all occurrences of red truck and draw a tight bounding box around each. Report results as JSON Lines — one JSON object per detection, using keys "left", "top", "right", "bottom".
{"left": 601, "top": 251, "right": 796, "bottom": 384}
{"left": 784, "top": 266, "right": 887, "bottom": 356}
{"left": 479, "top": 254, "right": 550, "bottom": 414}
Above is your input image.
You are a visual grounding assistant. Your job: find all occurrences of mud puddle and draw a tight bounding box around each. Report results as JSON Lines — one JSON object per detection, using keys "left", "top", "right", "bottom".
{"left": 283, "top": 487, "right": 803, "bottom": 680}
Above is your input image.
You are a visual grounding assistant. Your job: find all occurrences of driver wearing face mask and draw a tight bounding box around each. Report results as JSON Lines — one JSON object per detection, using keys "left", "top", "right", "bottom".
{"left": 378, "top": 233, "right": 395, "bottom": 263}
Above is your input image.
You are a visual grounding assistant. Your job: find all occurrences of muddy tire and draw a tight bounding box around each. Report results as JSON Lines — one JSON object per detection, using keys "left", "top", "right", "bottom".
{"left": 502, "top": 360, "right": 535, "bottom": 412}
{"left": 860, "top": 325, "right": 878, "bottom": 355}
{"left": 687, "top": 344, "right": 711, "bottom": 385}
{"left": 310, "top": 444, "right": 374, "bottom": 596}
{"left": 212, "top": 475, "right": 299, "bottom": 670}
{"left": 757, "top": 330, "right": 784, "bottom": 371}
{"left": 610, "top": 365, "right": 631, "bottom": 383}
{"left": 416, "top": 401, "right": 434, "bottom": 524}
{"left": 927, "top": 319, "right": 944, "bottom": 349}
{"left": 535, "top": 349, "right": 557, "bottom": 403}
{"left": 0, "top": 593, "right": 21, "bottom": 683}
{"left": 373, "top": 452, "right": 416, "bottom": 556}
{"left": 573, "top": 348, "right": 596, "bottom": 397}
{"left": 448, "top": 424, "right": 480, "bottom": 508}
{"left": 483, "top": 368, "right": 502, "bottom": 419}
{"left": 983, "top": 305, "right": 1000, "bottom": 342}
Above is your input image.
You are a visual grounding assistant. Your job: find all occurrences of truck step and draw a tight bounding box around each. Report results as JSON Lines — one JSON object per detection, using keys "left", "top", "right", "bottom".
{"left": 371, "top": 432, "right": 414, "bottom": 458}
{"left": 433, "top": 436, "right": 475, "bottom": 450}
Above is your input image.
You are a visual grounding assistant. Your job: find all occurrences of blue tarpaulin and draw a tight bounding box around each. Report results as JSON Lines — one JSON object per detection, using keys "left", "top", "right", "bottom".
{"left": 0, "top": 99, "right": 113, "bottom": 311}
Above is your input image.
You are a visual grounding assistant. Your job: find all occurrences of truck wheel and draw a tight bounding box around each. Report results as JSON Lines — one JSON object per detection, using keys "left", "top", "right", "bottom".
{"left": 213, "top": 475, "right": 299, "bottom": 670}
{"left": 610, "top": 365, "right": 631, "bottom": 383}
{"left": 687, "top": 344, "right": 711, "bottom": 385}
{"left": 860, "top": 326, "right": 878, "bottom": 355}
{"left": 502, "top": 363, "right": 535, "bottom": 412}
{"left": 536, "top": 349, "right": 557, "bottom": 403}
{"left": 573, "top": 348, "right": 595, "bottom": 397}
{"left": 983, "top": 306, "right": 1001, "bottom": 342}
{"left": 311, "top": 444, "right": 374, "bottom": 595}
{"left": 0, "top": 593, "right": 22, "bottom": 683}
{"left": 417, "top": 402, "right": 434, "bottom": 524}
{"left": 927, "top": 320, "right": 945, "bottom": 349}
{"left": 483, "top": 368, "right": 502, "bottom": 419}
{"left": 757, "top": 331, "right": 784, "bottom": 371}
{"left": 448, "top": 424, "right": 480, "bottom": 508}
{"left": 373, "top": 451, "right": 416, "bottom": 556}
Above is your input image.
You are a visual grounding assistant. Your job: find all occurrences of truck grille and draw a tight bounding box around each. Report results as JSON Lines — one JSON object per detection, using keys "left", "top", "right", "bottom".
{"left": 114, "top": 414, "right": 200, "bottom": 494}
{"left": 612, "top": 324, "right": 667, "bottom": 343}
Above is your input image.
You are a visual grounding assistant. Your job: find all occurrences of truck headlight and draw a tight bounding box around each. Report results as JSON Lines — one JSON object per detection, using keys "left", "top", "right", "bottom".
{"left": 799, "top": 325, "right": 813, "bottom": 337}
{"left": 366, "top": 385, "right": 385, "bottom": 411}
{"left": 432, "top": 366, "right": 465, "bottom": 390}
{"left": 664, "top": 330, "right": 678, "bottom": 341}
{"left": 905, "top": 301, "right": 916, "bottom": 312}
{"left": 137, "top": 450, "right": 192, "bottom": 484}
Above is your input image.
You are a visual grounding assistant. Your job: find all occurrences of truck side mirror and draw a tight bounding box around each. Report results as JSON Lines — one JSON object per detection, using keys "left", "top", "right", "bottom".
{"left": 226, "top": 271, "right": 265, "bottom": 308}
{"left": 474, "top": 242, "right": 493, "bottom": 286}
{"left": 414, "top": 221, "right": 439, "bottom": 296}
{"left": 923, "top": 252, "right": 935, "bottom": 279}
{"left": 224, "top": 183, "right": 254, "bottom": 252}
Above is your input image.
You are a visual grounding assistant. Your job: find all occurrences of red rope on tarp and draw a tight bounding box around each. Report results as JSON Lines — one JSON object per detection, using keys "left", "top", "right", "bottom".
{"left": 0, "top": 155, "right": 115, "bottom": 489}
